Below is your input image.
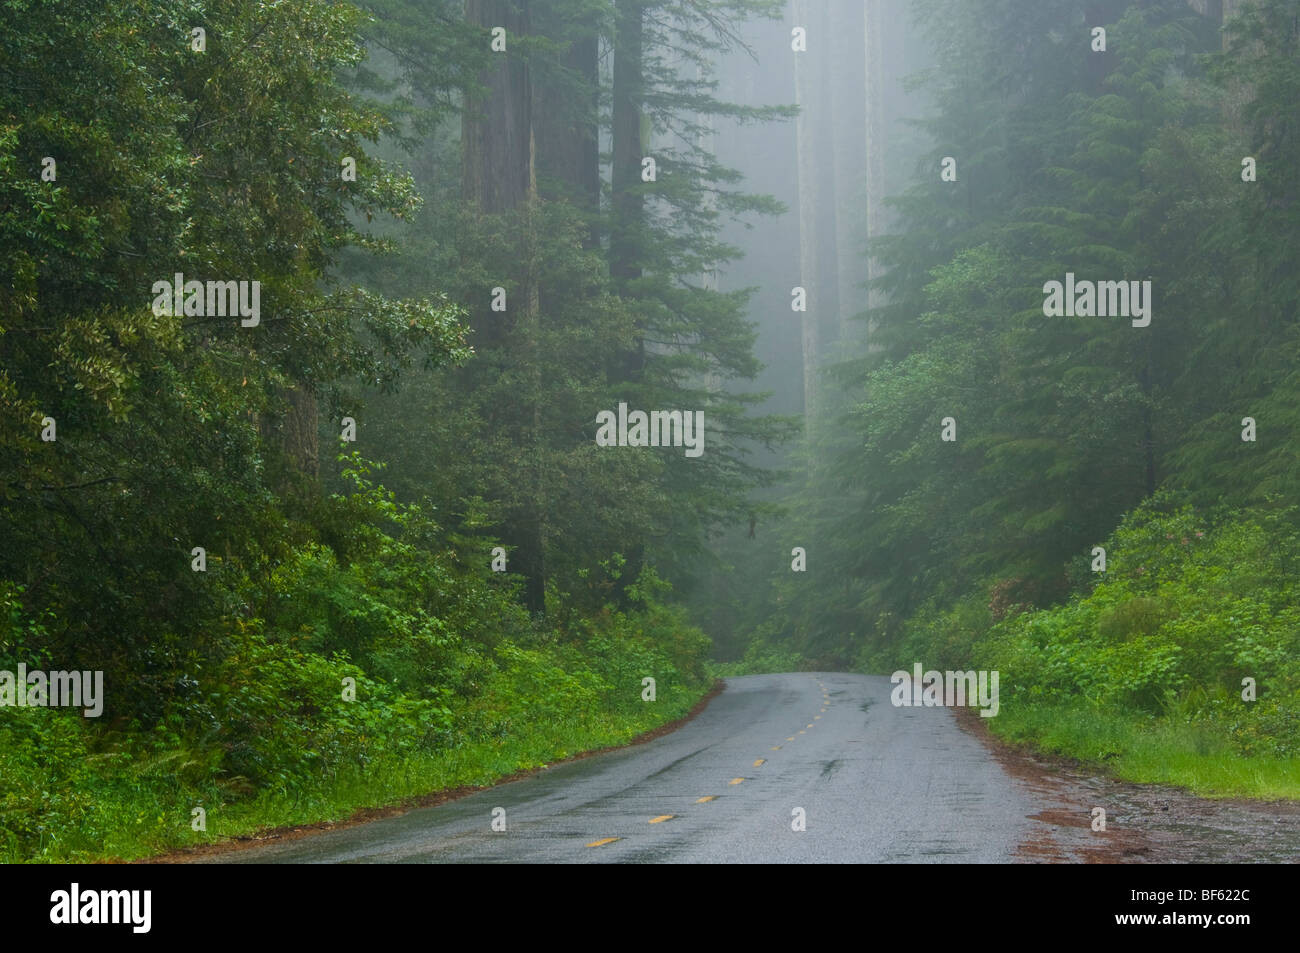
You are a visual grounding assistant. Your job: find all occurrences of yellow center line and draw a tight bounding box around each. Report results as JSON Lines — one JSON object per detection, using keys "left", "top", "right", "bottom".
{"left": 807, "top": 724, "right": 814, "bottom": 728}
{"left": 696, "top": 795, "right": 717, "bottom": 803}
{"left": 771, "top": 745, "right": 781, "bottom": 750}
{"left": 815, "top": 715, "right": 821, "bottom": 720}
{"left": 753, "top": 758, "right": 766, "bottom": 767}
{"left": 586, "top": 837, "right": 620, "bottom": 848}
{"left": 798, "top": 730, "right": 806, "bottom": 734}
{"left": 649, "top": 814, "right": 675, "bottom": 824}
{"left": 787, "top": 736, "right": 795, "bottom": 741}
{"left": 729, "top": 777, "right": 745, "bottom": 785}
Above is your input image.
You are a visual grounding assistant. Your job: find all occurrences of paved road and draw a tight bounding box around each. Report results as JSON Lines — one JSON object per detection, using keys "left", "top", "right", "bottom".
{"left": 211, "top": 673, "right": 1044, "bottom": 863}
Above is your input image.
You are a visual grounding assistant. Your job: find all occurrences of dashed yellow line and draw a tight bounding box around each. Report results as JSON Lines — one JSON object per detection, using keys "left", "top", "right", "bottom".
{"left": 807, "top": 724, "right": 814, "bottom": 728}
{"left": 586, "top": 837, "right": 620, "bottom": 848}
{"left": 798, "top": 730, "right": 806, "bottom": 735}
{"left": 787, "top": 736, "right": 795, "bottom": 741}
{"left": 815, "top": 715, "right": 821, "bottom": 720}
{"left": 729, "top": 777, "right": 745, "bottom": 785}
{"left": 771, "top": 745, "right": 781, "bottom": 750}
{"left": 753, "top": 758, "right": 766, "bottom": 767}
{"left": 696, "top": 795, "right": 717, "bottom": 803}
{"left": 649, "top": 814, "right": 674, "bottom": 824}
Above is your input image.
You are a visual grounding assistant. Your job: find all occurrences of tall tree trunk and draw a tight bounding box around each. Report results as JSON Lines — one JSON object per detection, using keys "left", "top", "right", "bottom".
{"left": 1141, "top": 346, "right": 1157, "bottom": 498}
{"left": 611, "top": 0, "right": 645, "bottom": 284}
{"left": 608, "top": 0, "right": 649, "bottom": 601}
{"left": 463, "top": 0, "right": 546, "bottom": 613}
{"left": 463, "top": 0, "right": 533, "bottom": 216}
{"left": 259, "top": 385, "right": 320, "bottom": 485}
{"left": 611, "top": 0, "right": 647, "bottom": 384}
{"left": 533, "top": 5, "right": 599, "bottom": 225}
{"left": 793, "top": 0, "right": 821, "bottom": 424}
{"left": 524, "top": 183, "right": 546, "bottom": 614}
{"left": 830, "top": 0, "right": 867, "bottom": 347}
{"left": 527, "top": 2, "right": 602, "bottom": 612}
{"left": 863, "top": 0, "right": 889, "bottom": 349}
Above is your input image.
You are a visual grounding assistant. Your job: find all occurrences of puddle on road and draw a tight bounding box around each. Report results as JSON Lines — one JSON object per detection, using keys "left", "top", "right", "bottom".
{"left": 953, "top": 709, "right": 1300, "bottom": 863}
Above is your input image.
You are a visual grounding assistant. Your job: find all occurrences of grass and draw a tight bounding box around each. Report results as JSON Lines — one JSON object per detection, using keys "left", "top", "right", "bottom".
{"left": 989, "top": 701, "right": 1300, "bottom": 801}
{"left": 3, "top": 685, "right": 712, "bottom": 863}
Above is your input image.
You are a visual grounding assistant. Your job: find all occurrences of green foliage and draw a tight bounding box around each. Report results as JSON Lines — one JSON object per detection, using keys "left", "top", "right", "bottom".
{"left": 711, "top": 639, "right": 808, "bottom": 677}
{"left": 974, "top": 500, "right": 1300, "bottom": 731}
{"left": 342, "top": 0, "right": 798, "bottom": 611}
{"left": 0, "top": 0, "right": 471, "bottom": 724}
{"left": 753, "top": 3, "right": 1300, "bottom": 781}
{"left": 0, "top": 465, "right": 712, "bottom": 861}
{"left": 0, "top": 0, "right": 746, "bottom": 860}
{"left": 865, "top": 497, "right": 1300, "bottom": 790}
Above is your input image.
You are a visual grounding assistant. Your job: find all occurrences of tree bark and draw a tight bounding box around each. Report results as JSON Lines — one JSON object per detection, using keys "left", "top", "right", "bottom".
{"left": 259, "top": 385, "right": 319, "bottom": 484}
{"left": 463, "top": 0, "right": 533, "bottom": 215}
{"left": 462, "top": 0, "right": 547, "bottom": 613}
{"left": 793, "top": 0, "right": 822, "bottom": 423}
{"left": 608, "top": 0, "right": 649, "bottom": 601}
{"left": 611, "top": 0, "right": 647, "bottom": 390}
{"left": 863, "top": 0, "right": 889, "bottom": 349}
{"left": 830, "top": 0, "right": 867, "bottom": 346}
{"left": 611, "top": 0, "right": 646, "bottom": 290}
{"left": 533, "top": 7, "right": 599, "bottom": 224}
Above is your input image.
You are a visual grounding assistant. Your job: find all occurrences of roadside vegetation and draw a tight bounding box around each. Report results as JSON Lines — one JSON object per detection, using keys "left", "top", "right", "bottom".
{"left": 715, "top": 0, "right": 1300, "bottom": 802}
{"left": 0, "top": 0, "right": 779, "bottom": 862}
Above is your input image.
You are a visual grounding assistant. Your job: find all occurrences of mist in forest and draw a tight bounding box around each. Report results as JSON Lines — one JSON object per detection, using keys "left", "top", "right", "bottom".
{"left": 2, "top": 0, "right": 1297, "bottom": 865}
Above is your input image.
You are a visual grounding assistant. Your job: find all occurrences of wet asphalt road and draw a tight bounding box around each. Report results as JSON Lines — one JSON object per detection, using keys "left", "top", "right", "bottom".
{"left": 210, "top": 673, "right": 1041, "bottom": 863}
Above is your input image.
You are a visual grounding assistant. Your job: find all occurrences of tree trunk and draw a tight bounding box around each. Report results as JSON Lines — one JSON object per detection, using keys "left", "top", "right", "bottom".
{"left": 611, "top": 0, "right": 645, "bottom": 289}
{"left": 608, "top": 0, "right": 649, "bottom": 601}
{"left": 259, "top": 385, "right": 319, "bottom": 484}
{"left": 533, "top": 6, "right": 599, "bottom": 225}
{"left": 793, "top": 0, "right": 822, "bottom": 423}
{"left": 863, "top": 0, "right": 889, "bottom": 348}
{"left": 463, "top": 0, "right": 533, "bottom": 215}
{"left": 830, "top": 0, "right": 867, "bottom": 346}
{"left": 462, "top": 0, "right": 547, "bottom": 613}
